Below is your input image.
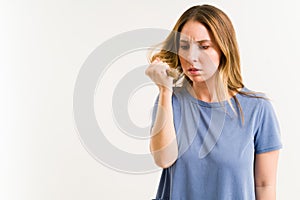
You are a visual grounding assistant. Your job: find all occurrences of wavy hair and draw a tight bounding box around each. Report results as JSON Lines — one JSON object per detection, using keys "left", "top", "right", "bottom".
{"left": 149, "top": 4, "right": 266, "bottom": 124}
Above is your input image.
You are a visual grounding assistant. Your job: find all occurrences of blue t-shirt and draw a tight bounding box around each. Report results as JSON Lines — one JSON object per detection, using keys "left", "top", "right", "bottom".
{"left": 151, "top": 86, "right": 282, "bottom": 200}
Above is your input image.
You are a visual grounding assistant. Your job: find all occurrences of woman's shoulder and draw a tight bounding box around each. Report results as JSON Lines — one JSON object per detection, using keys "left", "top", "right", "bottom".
{"left": 238, "top": 87, "right": 268, "bottom": 99}
{"left": 238, "top": 87, "right": 273, "bottom": 109}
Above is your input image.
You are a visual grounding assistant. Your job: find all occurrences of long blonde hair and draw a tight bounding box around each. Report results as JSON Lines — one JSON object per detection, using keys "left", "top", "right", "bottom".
{"left": 149, "top": 4, "right": 265, "bottom": 124}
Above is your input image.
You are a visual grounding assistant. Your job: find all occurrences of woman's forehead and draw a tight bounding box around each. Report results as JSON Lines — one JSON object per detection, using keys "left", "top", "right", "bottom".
{"left": 180, "top": 21, "right": 212, "bottom": 42}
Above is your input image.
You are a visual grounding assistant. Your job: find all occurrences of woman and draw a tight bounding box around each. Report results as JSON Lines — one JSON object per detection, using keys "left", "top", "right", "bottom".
{"left": 145, "top": 4, "right": 282, "bottom": 200}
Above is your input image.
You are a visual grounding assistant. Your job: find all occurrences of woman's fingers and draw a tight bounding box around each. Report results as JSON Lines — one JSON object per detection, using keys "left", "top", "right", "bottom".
{"left": 145, "top": 60, "right": 174, "bottom": 91}
{"left": 166, "top": 68, "right": 179, "bottom": 79}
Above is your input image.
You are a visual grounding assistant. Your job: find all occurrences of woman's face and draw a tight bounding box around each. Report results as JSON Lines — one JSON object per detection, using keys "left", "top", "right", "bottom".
{"left": 178, "top": 20, "right": 222, "bottom": 84}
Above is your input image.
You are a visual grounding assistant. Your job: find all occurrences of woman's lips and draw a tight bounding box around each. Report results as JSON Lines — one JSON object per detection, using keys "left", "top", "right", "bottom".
{"left": 188, "top": 68, "right": 200, "bottom": 71}
{"left": 188, "top": 68, "right": 202, "bottom": 75}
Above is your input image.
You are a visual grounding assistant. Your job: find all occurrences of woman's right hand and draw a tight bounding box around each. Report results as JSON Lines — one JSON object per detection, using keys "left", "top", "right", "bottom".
{"left": 145, "top": 58, "right": 174, "bottom": 92}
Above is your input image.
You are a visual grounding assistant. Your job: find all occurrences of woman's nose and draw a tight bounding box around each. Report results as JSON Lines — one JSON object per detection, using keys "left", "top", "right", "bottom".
{"left": 186, "top": 47, "right": 198, "bottom": 63}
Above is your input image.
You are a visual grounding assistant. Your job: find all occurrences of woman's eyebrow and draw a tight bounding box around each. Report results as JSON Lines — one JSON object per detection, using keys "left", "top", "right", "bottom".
{"left": 196, "top": 39, "right": 211, "bottom": 43}
{"left": 179, "top": 39, "right": 211, "bottom": 43}
{"left": 179, "top": 39, "right": 189, "bottom": 43}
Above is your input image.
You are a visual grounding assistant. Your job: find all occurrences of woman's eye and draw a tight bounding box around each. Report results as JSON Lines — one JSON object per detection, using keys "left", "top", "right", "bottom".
{"left": 180, "top": 45, "right": 189, "bottom": 50}
{"left": 199, "top": 45, "right": 209, "bottom": 50}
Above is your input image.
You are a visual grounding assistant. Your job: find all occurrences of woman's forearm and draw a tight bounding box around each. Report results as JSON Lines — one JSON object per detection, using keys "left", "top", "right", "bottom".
{"left": 150, "top": 88, "right": 178, "bottom": 168}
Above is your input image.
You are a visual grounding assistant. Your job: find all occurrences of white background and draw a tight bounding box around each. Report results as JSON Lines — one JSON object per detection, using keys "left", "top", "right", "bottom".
{"left": 1, "top": 0, "right": 299, "bottom": 199}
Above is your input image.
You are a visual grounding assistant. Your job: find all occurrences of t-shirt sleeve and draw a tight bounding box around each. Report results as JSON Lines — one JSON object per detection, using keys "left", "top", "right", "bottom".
{"left": 254, "top": 99, "right": 283, "bottom": 154}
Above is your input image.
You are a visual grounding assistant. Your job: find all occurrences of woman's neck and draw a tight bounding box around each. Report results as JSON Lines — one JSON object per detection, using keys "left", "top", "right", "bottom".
{"left": 187, "top": 81, "right": 218, "bottom": 103}
{"left": 186, "top": 78, "right": 238, "bottom": 103}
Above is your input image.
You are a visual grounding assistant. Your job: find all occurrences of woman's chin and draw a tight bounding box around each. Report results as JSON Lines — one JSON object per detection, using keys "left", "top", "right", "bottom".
{"left": 188, "top": 76, "right": 208, "bottom": 84}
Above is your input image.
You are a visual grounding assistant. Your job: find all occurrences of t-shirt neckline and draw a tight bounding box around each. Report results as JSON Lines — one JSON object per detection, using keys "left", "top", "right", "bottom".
{"left": 182, "top": 85, "right": 244, "bottom": 108}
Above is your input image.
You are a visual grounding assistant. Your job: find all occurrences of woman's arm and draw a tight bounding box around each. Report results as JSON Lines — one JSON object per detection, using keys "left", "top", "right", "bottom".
{"left": 145, "top": 59, "right": 178, "bottom": 168}
{"left": 150, "top": 88, "right": 178, "bottom": 168}
{"left": 254, "top": 150, "right": 280, "bottom": 200}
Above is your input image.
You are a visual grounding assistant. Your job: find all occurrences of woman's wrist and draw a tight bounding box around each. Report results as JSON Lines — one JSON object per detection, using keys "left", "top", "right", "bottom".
{"left": 159, "top": 87, "right": 173, "bottom": 96}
